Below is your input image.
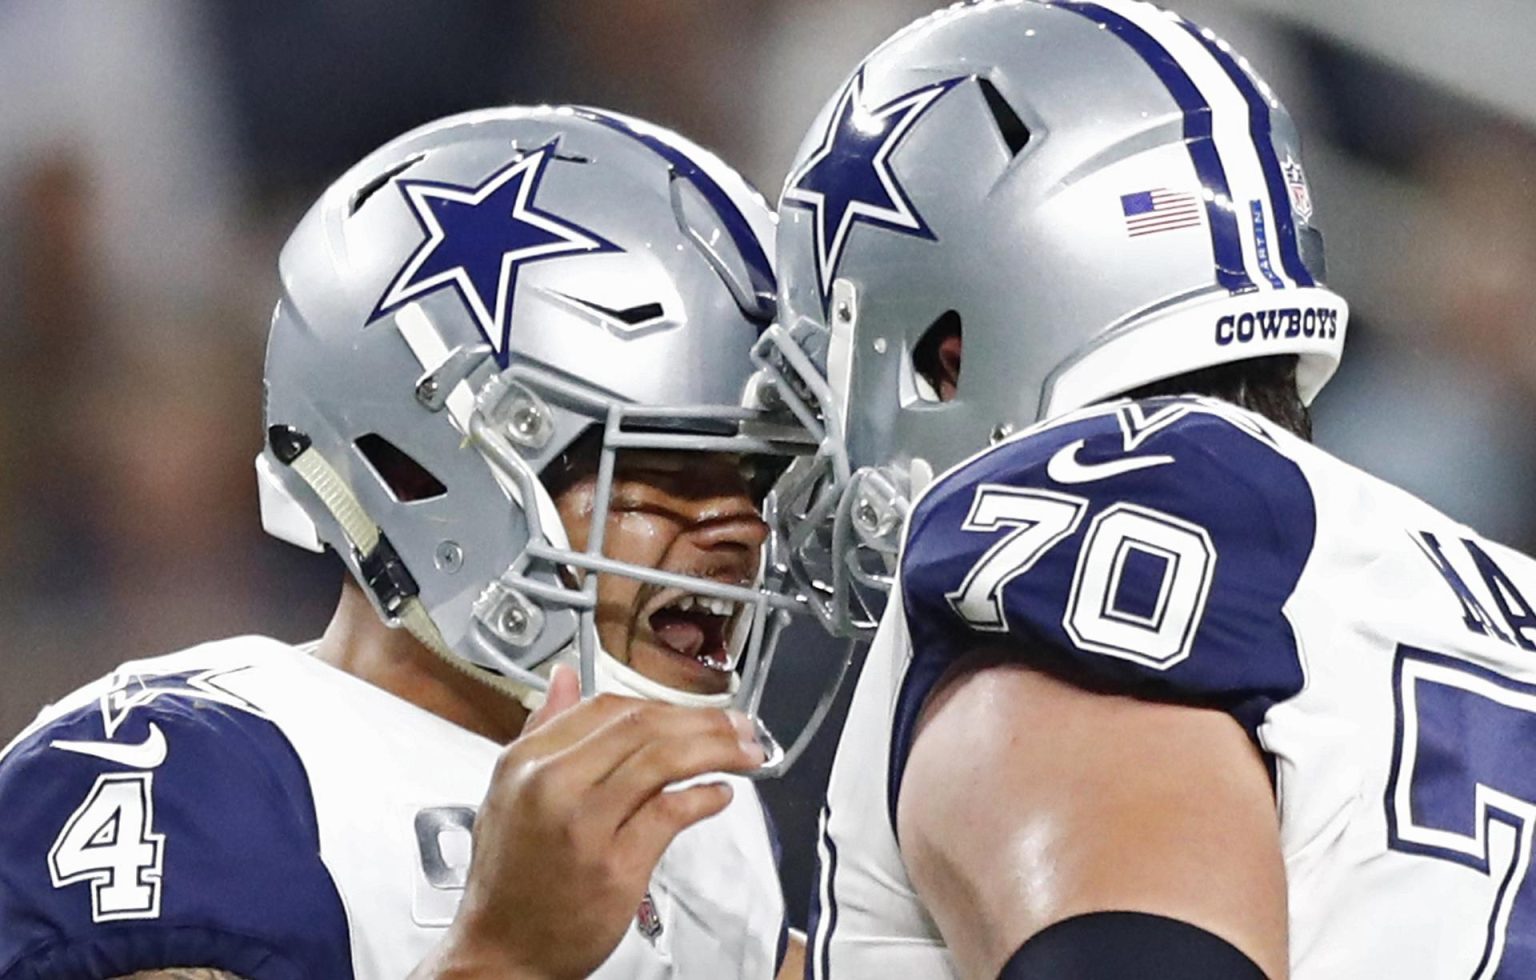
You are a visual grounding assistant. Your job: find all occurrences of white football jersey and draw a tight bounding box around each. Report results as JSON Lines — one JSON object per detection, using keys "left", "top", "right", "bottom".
{"left": 0, "top": 637, "right": 785, "bottom": 979}
{"left": 809, "top": 396, "right": 1536, "bottom": 979}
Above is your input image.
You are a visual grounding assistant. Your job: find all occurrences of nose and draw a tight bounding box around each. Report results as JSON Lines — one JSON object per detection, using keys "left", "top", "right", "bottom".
{"left": 689, "top": 507, "right": 770, "bottom": 558}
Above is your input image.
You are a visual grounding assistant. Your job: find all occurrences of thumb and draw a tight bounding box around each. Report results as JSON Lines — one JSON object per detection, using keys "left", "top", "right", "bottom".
{"left": 524, "top": 663, "right": 582, "bottom": 733}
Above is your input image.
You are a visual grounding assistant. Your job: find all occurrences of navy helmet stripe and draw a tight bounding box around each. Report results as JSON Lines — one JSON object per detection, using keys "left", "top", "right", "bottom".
{"left": 1176, "top": 21, "right": 1316, "bottom": 288}
{"left": 1052, "top": 1, "right": 1254, "bottom": 295}
{"left": 576, "top": 108, "right": 777, "bottom": 304}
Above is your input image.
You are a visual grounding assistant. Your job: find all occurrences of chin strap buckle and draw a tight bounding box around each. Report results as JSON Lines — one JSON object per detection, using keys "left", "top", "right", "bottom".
{"left": 357, "top": 532, "right": 419, "bottom": 618}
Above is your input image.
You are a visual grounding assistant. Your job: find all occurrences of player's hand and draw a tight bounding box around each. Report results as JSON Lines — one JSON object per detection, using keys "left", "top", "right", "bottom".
{"left": 521, "top": 659, "right": 584, "bottom": 734}
{"left": 411, "top": 665, "right": 766, "bottom": 980}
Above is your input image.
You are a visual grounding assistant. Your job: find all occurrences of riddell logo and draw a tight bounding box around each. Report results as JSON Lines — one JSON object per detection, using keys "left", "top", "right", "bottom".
{"left": 1216, "top": 307, "right": 1340, "bottom": 346}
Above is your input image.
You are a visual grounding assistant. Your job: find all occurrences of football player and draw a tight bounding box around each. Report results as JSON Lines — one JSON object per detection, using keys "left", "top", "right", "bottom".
{"left": 753, "top": 1, "right": 1536, "bottom": 977}
{"left": 0, "top": 106, "right": 809, "bottom": 979}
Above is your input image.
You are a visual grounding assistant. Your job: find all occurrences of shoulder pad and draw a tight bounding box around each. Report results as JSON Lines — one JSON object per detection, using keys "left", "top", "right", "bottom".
{"left": 0, "top": 667, "right": 353, "bottom": 978}
{"left": 892, "top": 398, "right": 1315, "bottom": 793}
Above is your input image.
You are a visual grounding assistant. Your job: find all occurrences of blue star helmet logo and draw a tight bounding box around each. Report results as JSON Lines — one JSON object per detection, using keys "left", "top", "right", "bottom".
{"left": 371, "top": 143, "right": 621, "bottom": 360}
{"left": 783, "top": 69, "right": 964, "bottom": 309}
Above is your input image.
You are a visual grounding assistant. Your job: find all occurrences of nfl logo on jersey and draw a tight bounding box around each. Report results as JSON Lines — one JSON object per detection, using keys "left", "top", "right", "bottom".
{"left": 634, "top": 890, "right": 664, "bottom": 944}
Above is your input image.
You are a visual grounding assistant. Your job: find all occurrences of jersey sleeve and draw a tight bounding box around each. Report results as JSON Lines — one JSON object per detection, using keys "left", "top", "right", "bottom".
{"left": 0, "top": 687, "right": 354, "bottom": 980}
{"left": 892, "top": 401, "right": 1316, "bottom": 799}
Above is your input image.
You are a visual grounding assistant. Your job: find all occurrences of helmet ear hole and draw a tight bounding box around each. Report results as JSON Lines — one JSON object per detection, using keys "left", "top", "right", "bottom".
{"left": 354, "top": 433, "right": 448, "bottom": 502}
{"left": 912, "top": 310, "right": 963, "bottom": 402}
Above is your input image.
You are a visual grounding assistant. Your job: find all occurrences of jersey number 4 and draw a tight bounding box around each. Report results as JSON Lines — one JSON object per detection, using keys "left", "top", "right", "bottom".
{"left": 1389, "top": 647, "right": 1536, "bottom": 978}
{"left": 945, "top": 485, "right": 1215, "bottom": 670}
{"left": 48, "top": 772, "right": 165, "bottom": 921}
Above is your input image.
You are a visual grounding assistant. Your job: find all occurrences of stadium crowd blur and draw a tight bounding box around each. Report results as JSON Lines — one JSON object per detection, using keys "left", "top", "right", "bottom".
{"left": 3, "top": 0, "right": 1534, "bottom": 928}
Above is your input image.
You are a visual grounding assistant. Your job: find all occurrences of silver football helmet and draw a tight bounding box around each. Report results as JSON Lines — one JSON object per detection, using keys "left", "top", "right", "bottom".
{"left": 752, "top": 0, "right": 1350, "bottom": 636}
{"left": 257, "top": 105, "right": 819, "bottom": 767}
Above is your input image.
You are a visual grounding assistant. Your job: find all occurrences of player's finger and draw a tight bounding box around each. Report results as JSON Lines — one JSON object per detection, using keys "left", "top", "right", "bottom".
{"left": 494, "top": 699, "right": 755, "bottom": 824}
{"left": 504, "top": 691, "right": 653, "bottom": 763}
{"left": 590, "top": 725, "right": 764, "bottom": 829}
{"left": 614, "top": 780, "right": 736, "bottom": 873}
{"left": 523, "top": 663, "right": 581, "bottom": 734}
{"left": 534, "top": 700, "right": 760, "bottom": 796}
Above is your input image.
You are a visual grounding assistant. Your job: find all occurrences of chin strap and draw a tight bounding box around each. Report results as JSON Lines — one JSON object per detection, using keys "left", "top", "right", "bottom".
{"left": 550, "top": 630, "right": 740, "bottom": 709}
{"left": 594, "top": 649, "right": 740, "bottom": 708}
{"left": 272, "top": 430, "right": 543, "bottom": 711}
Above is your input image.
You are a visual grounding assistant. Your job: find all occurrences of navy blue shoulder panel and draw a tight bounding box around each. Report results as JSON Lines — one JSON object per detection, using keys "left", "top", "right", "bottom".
{"left": 750, "top": 790, "right": 790, "bottom": 973}
{"left": 890, "top": 399, "right": 1316, "bottom": 825}
{"left": 0, "top": 671, "right": 354, "bottom": 979}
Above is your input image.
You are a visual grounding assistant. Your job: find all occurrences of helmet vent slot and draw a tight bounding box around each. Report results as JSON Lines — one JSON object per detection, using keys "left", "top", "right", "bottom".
{"left": 521, "top": 138, "right": 591, "bottom": 165}
{"left": 349, "top": 153, "right": 428, "bottom": 216}
{"left": 354, "top": 433, "right": 447, "bottom": 502}
{"left": 594, "top": 299, "right": 665, "bottom": 325}
{"left": 547, "top": 290, "right": 667, "bottom": 329}
{"left": 976, "top": 78, "right": 1030, "bottom": 157}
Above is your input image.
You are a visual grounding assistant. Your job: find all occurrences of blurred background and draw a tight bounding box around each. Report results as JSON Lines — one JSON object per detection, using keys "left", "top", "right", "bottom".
{"left": 2, "top": 0, "right": 1533, "bottom": 930}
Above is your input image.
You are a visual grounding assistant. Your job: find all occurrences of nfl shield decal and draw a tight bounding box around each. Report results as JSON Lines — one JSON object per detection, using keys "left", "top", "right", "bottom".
{"left": 1282, "top": 154, "right": 1314, "bottom": 224}
{"left": 635, "top": 889, "right": 664, "bottom": 944}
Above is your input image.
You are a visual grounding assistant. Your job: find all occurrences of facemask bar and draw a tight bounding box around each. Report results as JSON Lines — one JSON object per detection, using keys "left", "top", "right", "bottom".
{"left": 459, "top": 357, "right": 856, "bottom": 775}
{"left": 568, "top": 399, "right": 819, "bottom": 712}
{"left": 749, "top": 322, "right": 883, "bottom": 639}
{"left": 831, "top": 462, "right": 907, "bottom": 603}
{"left": 744, "top": 633, "right": 861, "bottom": 781}
{"left": 736, "top": 486, "right": 857, "bottom": 778}
{"left": 379, "top": 327, "right": 852, "bottom": 776}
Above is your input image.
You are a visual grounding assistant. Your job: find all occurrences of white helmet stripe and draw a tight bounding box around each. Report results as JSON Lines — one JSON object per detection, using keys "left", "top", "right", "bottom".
{"left": 1174, "top": 16, "right": 1316, "bottom": 288}
{"left": 1105, "top": 0, "right": 1294, "bottom": 291}
{"left": 1047, "top": 1, "right": 1252, "bottom": 294}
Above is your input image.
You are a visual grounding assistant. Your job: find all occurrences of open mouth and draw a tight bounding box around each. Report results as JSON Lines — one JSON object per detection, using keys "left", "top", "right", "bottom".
{"left": 644, "top": 592, "right": 743, "bottom": 674}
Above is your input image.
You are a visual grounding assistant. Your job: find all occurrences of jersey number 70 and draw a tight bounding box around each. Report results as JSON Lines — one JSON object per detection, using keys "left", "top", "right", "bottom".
{"left": 944, "top": 485, "right": 1216, "bottom": 671}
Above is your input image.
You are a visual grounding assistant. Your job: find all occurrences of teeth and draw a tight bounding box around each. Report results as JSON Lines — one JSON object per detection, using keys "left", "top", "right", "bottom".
{"left": 697, "top": 649, "right": 732, "bottom": 672}
{"left": 668, "top": 595, "right": 736, "bottom": 617}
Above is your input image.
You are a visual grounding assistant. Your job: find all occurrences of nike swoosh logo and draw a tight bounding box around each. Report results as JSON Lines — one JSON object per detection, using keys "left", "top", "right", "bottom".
{"left": 52, "top": 722, "right": 168, "bottom": 769}
{"left": 1046, "top": 439, "right": 1175, "bottom": 484}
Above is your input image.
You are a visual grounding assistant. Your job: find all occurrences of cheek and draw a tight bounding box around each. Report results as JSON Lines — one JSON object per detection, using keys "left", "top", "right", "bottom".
{"left": 602, "top": 511, "right": 676, "bottom": 567}
{"left": 555, "top": 490, "right": 595, "bottom": 553}
{"left": 593, "top": 512, "right": 675, "bottom": 610}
